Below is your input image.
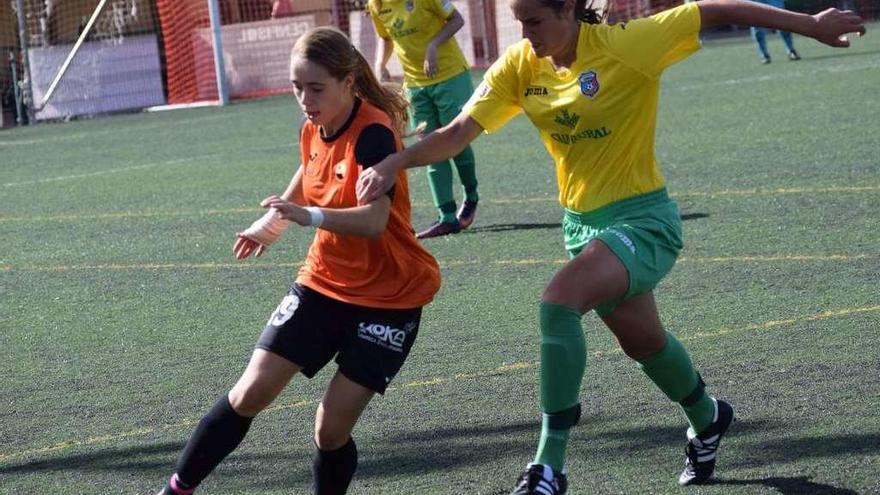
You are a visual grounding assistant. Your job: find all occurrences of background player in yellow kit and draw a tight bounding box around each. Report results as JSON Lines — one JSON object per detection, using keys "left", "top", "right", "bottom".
{"left": 356, "top": 2, "right": 865, "bottom": 492}
{"left": 369, "top": 0, "right": 481, "bottom": 238}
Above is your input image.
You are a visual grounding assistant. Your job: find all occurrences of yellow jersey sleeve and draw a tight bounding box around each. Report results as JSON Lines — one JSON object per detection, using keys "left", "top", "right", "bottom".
{"left": 597, "top": 3, "right": 701, "bottom": 78}
{"left": 464, "top": 44, "right": 524, "bottom": 133}
{"left": 367, "top": 0, "right": 391, "bottom": 39}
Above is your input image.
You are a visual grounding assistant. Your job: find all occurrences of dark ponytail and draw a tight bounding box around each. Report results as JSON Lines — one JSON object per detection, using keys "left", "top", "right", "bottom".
{"left": 576, "top": 0, "right": 609, "bottom": 23}
{"left": 351, "top": 49, "right": 412, "bottom": 137}
{"left": 540, "top": 0, "right": 611, "bottom": 24}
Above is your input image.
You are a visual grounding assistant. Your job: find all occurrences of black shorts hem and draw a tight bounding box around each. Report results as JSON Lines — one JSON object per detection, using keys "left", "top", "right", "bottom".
{"left": 254, "top": 344, "right": 320, "bottom": 378}
{"left": 337, "top": 367, "right": 389, "bottom": 395}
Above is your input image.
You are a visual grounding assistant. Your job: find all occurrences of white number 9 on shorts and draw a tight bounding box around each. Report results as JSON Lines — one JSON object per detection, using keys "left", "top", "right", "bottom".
{"left": 268, "top": 294, "right": 300, "bottom": 327}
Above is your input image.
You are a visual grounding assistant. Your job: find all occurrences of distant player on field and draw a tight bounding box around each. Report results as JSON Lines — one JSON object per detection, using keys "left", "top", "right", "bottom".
{"left": 156, "top": 27, "right": 440, "bottom": 495}
{"left": 750, "top": 0, "right": 801, "bottom": 63}
{"left": 356, "top": 2, "right": 865, "bottom": 492}
{"left": 368, "top": 0, "right": 481, "bottom": 238}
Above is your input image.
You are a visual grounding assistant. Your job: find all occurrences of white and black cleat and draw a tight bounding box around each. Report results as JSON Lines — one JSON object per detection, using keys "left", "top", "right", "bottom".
{"left": 679, "top": 398, "right": 735, "bottom": 486}
{"left": 510, "top": 463, "right": 567, "bottom": 495}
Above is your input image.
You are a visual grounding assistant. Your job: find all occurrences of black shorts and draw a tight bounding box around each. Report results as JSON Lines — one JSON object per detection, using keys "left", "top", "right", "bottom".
{"left": 256, "top": 283, "right": 422, "bottom": 394}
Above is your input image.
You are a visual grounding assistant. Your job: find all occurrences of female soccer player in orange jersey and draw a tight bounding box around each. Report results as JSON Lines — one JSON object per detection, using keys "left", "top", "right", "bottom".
{"left": 156, "top": 27, "right": 440, "bottom": 495}
{"left": 356, "top": 2, "right": 865, "bottom": 492}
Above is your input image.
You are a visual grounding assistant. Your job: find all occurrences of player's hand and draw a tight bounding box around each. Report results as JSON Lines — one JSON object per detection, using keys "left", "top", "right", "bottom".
{"left": 233, "top": 234, "right": 267, "bottom": 260}
{"left": 424, "top": 43, "right": 439, "bottom": 78}
{"left": 260, "top": 195, "right": 311, "bottom": 226}
{"left": 810, "top": 8, "right": 866, "bottom": 47}
{"left": 356, "top": 158, "right": 397, "bottom": 204}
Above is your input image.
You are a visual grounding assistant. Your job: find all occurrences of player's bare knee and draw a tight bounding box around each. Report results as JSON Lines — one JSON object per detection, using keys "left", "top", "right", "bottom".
{"left": 616, "top": 330, "right": 666, "bottom": 361}
{"left": 227, "top": 384, "right": 274, "bottom": 416}
{"left": 314, "top": 424, "right": 351, "bottom": 451}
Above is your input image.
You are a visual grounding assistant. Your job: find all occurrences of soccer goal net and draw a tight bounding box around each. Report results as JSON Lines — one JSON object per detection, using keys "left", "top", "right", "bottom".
{"left": 8, "top": 0, "right": 166, "bottom": 121}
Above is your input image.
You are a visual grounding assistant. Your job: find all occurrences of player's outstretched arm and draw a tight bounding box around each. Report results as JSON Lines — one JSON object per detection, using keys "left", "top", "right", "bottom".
{"left": 698, "top": 0, "right": 866, "bottom": 47}
{"left": 262, "top": 194, "right": 392, "bottom": 239}
{"left": 356, "top": 112, "right": 483, "bottom": 203}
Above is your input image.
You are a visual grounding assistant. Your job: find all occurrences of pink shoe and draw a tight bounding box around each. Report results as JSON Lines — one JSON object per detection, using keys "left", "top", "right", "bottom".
{"left": 416, "top": 220, "right": 461, "bottom": 239}
{"left": 456, "top": 200, "right": 478, "bottom": 230}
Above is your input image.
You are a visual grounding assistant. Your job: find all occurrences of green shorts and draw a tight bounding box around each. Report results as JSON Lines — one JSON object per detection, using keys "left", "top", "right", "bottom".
{"left": 562, "top": 188, "right": 683, "bottom": 316}
{"left": 406, "top": 70, "right": 474, "bottom": 132}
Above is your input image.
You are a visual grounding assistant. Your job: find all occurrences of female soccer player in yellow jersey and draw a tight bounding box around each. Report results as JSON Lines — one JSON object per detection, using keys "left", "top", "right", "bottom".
{"left": 356, "top": 2, "right": 865, "bottom": 492}
{"left": 368, "top": 0, "right": 480, "bottom": 238}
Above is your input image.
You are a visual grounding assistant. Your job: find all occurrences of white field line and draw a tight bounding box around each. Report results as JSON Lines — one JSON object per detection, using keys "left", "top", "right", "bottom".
{"left": 2, "top": 144, "right": 291, "bottom": 188}
{"left": 0, "top": 112, "right": 241, "bottom": 147}
{"left": 673, "top": 57, "right": 880, "bottom": 92}
{"left": 1, "top": 185, "right": 877, "bottom": 223}
{"left": 0, "top": 305, "right": 877, "bottom": 464}
{"left": 2, "top": 253, "right": 875, "bottom": 273}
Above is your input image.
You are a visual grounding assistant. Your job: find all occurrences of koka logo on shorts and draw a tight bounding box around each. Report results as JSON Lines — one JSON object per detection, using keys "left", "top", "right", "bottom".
{"left": 358, "top": 321, "right": 413, "bottom": 352}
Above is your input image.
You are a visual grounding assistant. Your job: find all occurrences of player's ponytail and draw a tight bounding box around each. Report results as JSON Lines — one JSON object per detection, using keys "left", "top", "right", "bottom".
{"left": 543, "top": 0, "right": 610, "bottom": 24}
{"left": 291, "top": 27, "right": 410, "bottom": 136}
{"left": 350, "top": 49, "right": 412, "bottom": 137}
{"left": 576, "top": 0, "right": 610, "bottom": 24}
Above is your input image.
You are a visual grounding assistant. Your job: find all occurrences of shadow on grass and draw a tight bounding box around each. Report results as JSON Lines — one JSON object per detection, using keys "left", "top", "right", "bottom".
{"left": 466, "top": 222, "right": 561, "bottom": 234}
{"left": 681, "top": 212, "right": 710, "bottom": 221}
{"left": 713, "top": 476, "right": 858, "bottom": 494}
{"left": 464, "top": 213, "right": 709, "bottom": 234}
{"left": 0, "top": 441, "right": 185, "bottom": 475}
{"left": 4, "top": 420, "right": 876, "bottom": 492}
{"left": 730, "top": 432, "right": 880, "bottom": 466}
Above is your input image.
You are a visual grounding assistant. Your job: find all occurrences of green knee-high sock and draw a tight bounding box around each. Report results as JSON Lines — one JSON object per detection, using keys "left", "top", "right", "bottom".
{"left": 452, "top": 145, "right": 478, "bottom": 202}
{"left": 426, "top": 162, "right": 456, "bottom": 222}
{"left": 534, "top": 302, "right": 586, "bottom": 471}
{"left": 637, "top": 332, "right": 715, "bottom": 433}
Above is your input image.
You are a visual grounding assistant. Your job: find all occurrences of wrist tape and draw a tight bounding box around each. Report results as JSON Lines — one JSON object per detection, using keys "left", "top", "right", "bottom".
{"left": 241, "top": 208, "right": 291, "bottom": 246}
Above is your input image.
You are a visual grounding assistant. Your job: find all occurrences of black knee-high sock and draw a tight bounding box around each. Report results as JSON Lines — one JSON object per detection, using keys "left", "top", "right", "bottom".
{"left": 174, "top": 395, "right": 254, "bottom": 488}
{"left": 312, "top": 437, "right": 358, "bottom": 495}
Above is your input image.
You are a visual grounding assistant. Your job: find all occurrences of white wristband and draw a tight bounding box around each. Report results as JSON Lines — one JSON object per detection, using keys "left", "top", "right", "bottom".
{"left": 304, "top": 206, "right": 324, "bottom": 227}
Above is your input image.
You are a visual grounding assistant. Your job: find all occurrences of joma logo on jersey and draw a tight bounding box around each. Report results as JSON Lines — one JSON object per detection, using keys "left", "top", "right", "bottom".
{"left": 524, "top": 86, "right": 549, "bottom": 97}
{"left": 579, "top": 70, "right": 600, "bottom": 98}
{"left": 553, "top": 109, "right": 580, "bottom": 129}
{"left": 358, "top": 322, "right": 408, "bottom": 352}
{"left": 550, "top": 127, "right": 612, "bottom": 145}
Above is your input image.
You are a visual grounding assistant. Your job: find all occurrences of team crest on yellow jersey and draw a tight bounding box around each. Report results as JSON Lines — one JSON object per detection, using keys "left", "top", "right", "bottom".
{"left": 405, "top": 0, "right": 414, "bottom": 11}
{"left": 579, "top": 70, "right": 600, "bottom": 99}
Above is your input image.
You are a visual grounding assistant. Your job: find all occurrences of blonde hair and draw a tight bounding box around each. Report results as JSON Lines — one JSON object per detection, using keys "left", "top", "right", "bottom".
{"left": 291, "top": 27, "right": 410, "bottom": 136}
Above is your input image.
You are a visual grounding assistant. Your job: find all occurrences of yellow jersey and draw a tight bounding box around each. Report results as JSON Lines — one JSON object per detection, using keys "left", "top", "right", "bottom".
{"left": 465, "top": 4, "right": 702, "bottom": 212}
{"left": 368, "top": 0, "right": 469, "bottom": 87}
